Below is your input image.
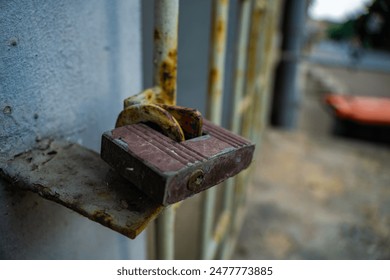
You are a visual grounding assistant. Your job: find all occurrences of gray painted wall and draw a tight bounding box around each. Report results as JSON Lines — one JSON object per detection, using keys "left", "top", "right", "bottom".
{"left": 0, "top": 0, "right": 146, "bottom": 259}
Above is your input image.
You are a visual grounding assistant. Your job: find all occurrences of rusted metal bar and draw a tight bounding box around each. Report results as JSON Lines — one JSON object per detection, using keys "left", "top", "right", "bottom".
{"left": 153, "top": 0, "right": 179, "bottom": 260}
{"left": 233, "top": 0, "right": 267, "bottom": 215}
{"left": 209, "top": 0, "right": 270, "bottom": 260}
{"left": 248, "top": 1, "right": 268, "bottom": 143}
{"left": 224, "top": 1, "right": 281, "bottom": 261}
{"left": 240, "top": 0, "right": 266, "bottom": 140}
{"left": 153, "top": 0, "right": 179, "bottom": 106}
{"left": 206, "top": 0, "right": 230, "bottom": 125}
{"left": 230, "top": 1, "right": 265, "bottom": 241}
{"left": 251, "top": 0, "right": 280, "bottom": 145}
{"left": 0, "top": 140, "right": 164, "bottom": 240}
{"left": 231, "top": 0, "right": 253, "bottom": 135}
{"left": 219, "top": 0, "right": 253, "bottom": 259}
{"left": 201, "top": 0, "right": 230, "bottom": 260}
{"left": 225, "top": 0, "right": 281, "bottom": 259}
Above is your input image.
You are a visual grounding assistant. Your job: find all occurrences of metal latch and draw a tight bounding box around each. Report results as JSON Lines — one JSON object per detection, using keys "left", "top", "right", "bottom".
{"left": 101, "top": 87, "right": 255, "bottom": 205}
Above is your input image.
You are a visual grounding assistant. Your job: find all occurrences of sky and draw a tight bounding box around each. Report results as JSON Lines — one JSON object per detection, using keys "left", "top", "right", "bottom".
{"left": 309, "top": 0, "right": 372, "bottom": 22}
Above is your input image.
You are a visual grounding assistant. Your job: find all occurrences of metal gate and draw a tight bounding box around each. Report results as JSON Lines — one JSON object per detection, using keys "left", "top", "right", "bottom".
{"left": 0, "top": 0, "right": 282, "bottom": 260}
{"left": 148, "top": 0, "right": 282, "bottom": 259}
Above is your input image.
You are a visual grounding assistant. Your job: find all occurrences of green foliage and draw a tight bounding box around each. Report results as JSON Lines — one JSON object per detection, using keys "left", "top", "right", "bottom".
{"left": 326, "top": 0, "right": 390, "bottom": 50}
{"left": 327, "top": 20, "right": 356, "bottom": 41}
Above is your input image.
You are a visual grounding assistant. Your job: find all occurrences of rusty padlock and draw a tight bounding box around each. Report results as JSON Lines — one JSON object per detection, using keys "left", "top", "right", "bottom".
{"left": 101, "top": 87, "right": 255, "bottom": 205}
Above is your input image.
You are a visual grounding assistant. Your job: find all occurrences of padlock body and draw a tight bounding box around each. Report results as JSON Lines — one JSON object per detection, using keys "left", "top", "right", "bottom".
{"left": 101, "top": 120, "right": 255, "bottom": 205}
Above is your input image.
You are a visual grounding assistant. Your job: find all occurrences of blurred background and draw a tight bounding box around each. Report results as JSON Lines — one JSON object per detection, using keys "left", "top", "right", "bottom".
{"left": 234, "top": 0, "right": 390, "bottom": 259}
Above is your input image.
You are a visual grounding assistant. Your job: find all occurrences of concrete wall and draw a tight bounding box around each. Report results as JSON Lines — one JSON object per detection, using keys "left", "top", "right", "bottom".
{"left": 0, "top": 0, "right": 145, "bottom": 259}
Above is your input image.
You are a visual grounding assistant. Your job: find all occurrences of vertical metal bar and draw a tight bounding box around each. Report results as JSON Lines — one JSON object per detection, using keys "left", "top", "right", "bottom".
{"left": 232, "top": 0, "right": 265, "bottom": 223}
{"left": 201, "top": 0, "right": 230, "bottom": 260}
{"left": 153, "top": 0, "right": 179, "bottom": 106}
{"left": 231, "top": 0, "right": 253, "bottom": 135}
{"left": 219, "top": 0, "right": 267, "bottom": 258}
{"left": 155, "top": 206, "right": 175, "bottom": 259}
{"left": 219, "top": 0, "right": 281, "bottom": 259}
{"left": 205, "top": 0, "right": 230, "bottom": 126}
{"left": 251, "top": 0, "right": 279, "bottom": 145}
{"left": 219, "top": 0, "right": 253, "bottom": 259}
{"left": 153, "top": 0, "right": 179, "bottom": 260}
{"left": 248, "top": 1, "right": 268, "bottom": 143}
{"left": 241, "top": 0, "right": 266, "bottom": 140}
{"left": 227, "top": 0, "right": 280, "bottom": 258}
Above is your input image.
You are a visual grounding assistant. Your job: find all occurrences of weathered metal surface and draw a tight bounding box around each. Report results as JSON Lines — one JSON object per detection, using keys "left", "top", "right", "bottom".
{"left": 158, "top": 104, "right": 203, "bottom": 140}
{"left": 250, "top": 0, "right": 281, "bottom": 144}
{"left": 0, "top": 139, "right": 163, "bottom": 239}
{"left": 153, "top": 0, "right": 180, "bottom": 260}
{"left": 206, "top": 0, "right": 230, "bottom": 125}
{"left": 219, "top": 0, "right": 253, "bottom": 259}
{"left": 201, "top": 0, "right": 230, "bottom": 260}
{"left": 222, "top": 0, "right": 281, "bottom": 260}
{"left": 116, "top": 103, "right": 185, "bottom": 142}
{"left": 231, "top": 1, "right": 268, "bottom": 241}
{"left": 241, "top": 0, "right": 266, "bottom": 139}
{"left": 101, "top": 120, "right": 254, "bottom": 205}
{"left": 231, "top": 0, "right": 252, "bottom": 134}
{"left": 120, "top": 89, "right": 203, "bottom": 141}
{"left": 123, "top": 87, "right": 162, "bottom": 108}
{"left": 153, "top": 0, "right": 179, "bottom": 105}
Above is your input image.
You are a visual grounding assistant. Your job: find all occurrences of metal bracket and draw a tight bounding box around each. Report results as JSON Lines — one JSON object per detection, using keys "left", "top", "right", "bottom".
{"left": 0, "top": 139, "right": 163, "bottom": 239}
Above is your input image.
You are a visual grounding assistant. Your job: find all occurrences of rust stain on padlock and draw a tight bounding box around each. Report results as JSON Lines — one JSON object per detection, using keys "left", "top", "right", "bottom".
{"left": 116, "top": 103, "right": 185, "bottom": 142}
{"left": 159, "top": 104, "right": 203, "bottom": 139}
{"left": 120, "top": 90, "right": 203, "bottom": 141}
{"left": 123, "top": 87, "right": 161, "bottom": 108}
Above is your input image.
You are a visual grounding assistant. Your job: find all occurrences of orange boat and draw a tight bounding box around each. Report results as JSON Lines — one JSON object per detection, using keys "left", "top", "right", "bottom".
{"left": 325, "top": 94, "right": 390, "bottom": 126}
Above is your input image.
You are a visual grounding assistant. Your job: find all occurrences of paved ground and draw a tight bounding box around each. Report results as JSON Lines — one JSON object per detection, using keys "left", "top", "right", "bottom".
{"left": 232, "top": 63, "right": 390, "bottom": 259}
